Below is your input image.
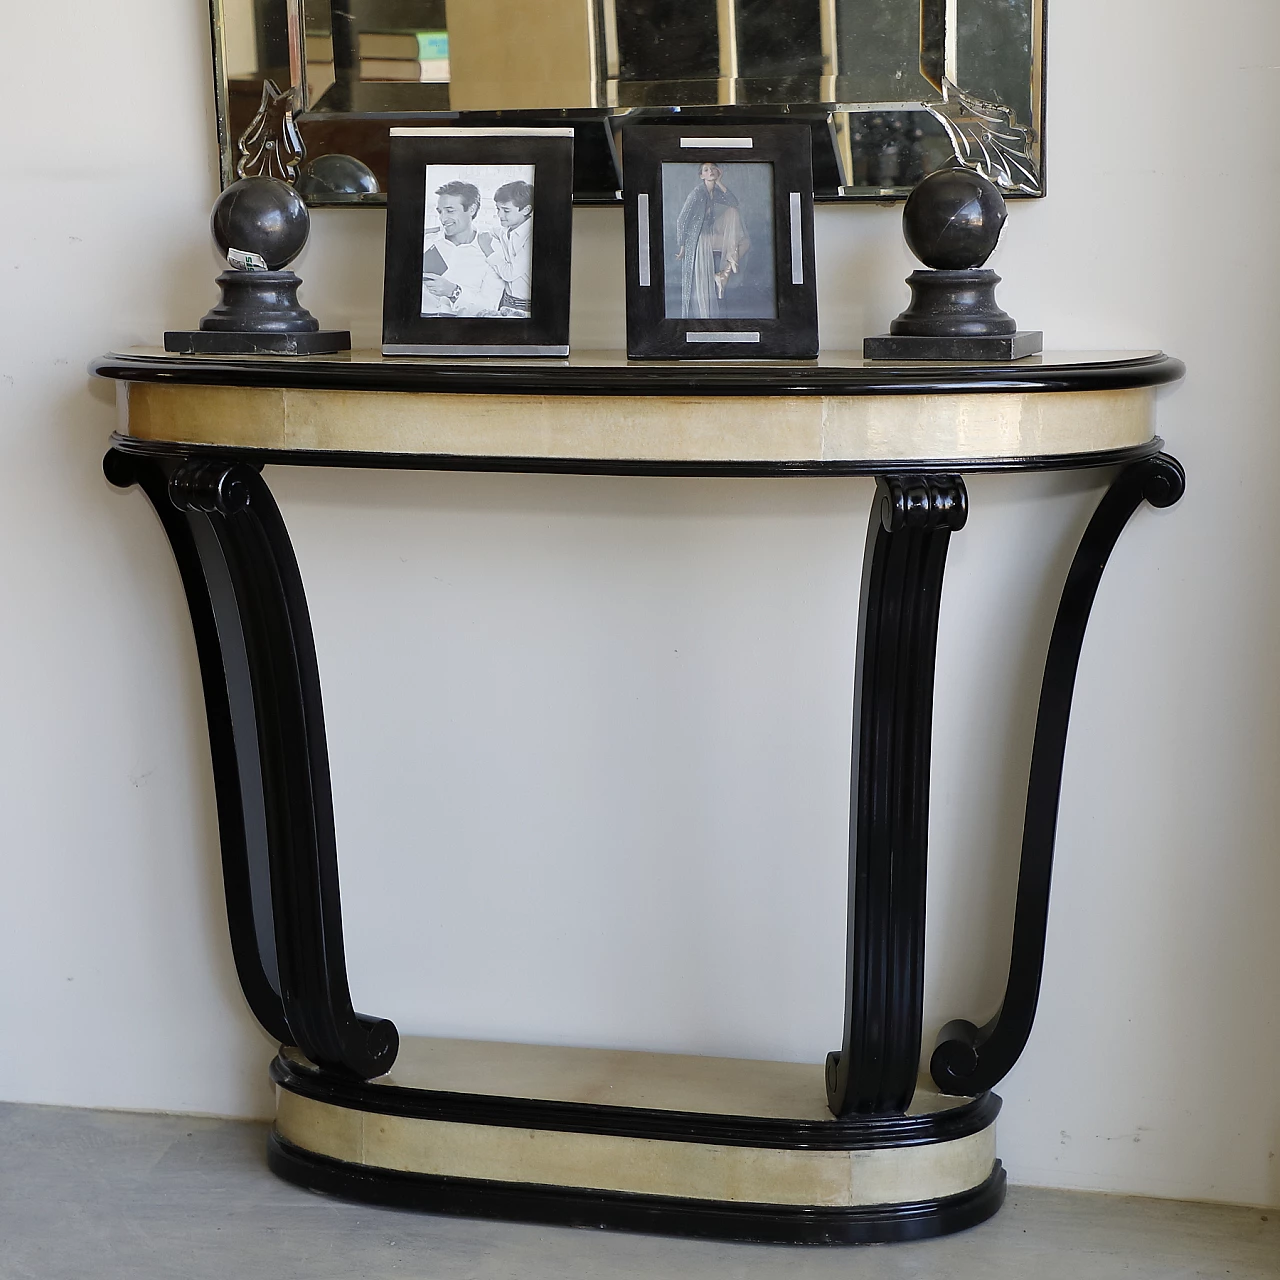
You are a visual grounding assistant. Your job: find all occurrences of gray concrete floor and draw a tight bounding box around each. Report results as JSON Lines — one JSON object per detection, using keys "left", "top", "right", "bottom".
{"left": 0, "top": 1102, "right": 1274, "bottom": 1279}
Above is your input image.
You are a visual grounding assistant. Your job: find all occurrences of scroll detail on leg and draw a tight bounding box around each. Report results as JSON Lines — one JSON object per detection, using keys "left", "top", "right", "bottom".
{"left": 826, "top": 474, "right": 967, "bottom": 1118}
{"left": 107, "top": 449, "right": 399, "bottom": 1080}
{"left": 167, "top": 458, "right": 255, "bottom": 514}
{"left": 930, "top": 454, "right": 1185, "bottom": 1096}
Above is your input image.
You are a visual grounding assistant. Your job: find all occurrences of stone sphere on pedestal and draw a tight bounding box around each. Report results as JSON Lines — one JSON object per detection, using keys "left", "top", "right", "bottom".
{"left": 863, "top": 165, "right": 1041, "bottom": 361}
{"left": 902, "top": 168, "right": 1007, "bottom": 271}
{"left": 164, "top": 175, "right": 349, "bottom": 355}
{"left": 210, "top": 176, "right": 310, "bottom": 271}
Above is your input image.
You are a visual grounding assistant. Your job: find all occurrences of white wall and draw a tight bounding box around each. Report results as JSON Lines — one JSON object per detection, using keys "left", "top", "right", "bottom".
{"left": 1, "top": 0, "right": 1277, "bottom": 1210}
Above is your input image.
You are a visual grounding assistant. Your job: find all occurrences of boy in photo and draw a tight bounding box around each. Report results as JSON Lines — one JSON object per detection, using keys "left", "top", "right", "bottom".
{"left": 483, "top": 180, "right": 534, "bottom": 318}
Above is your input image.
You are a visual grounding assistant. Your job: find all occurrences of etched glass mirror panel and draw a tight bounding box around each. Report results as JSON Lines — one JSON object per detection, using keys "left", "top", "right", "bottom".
{"left": 213, "top": 0, "right": 1043, "bottom": 205}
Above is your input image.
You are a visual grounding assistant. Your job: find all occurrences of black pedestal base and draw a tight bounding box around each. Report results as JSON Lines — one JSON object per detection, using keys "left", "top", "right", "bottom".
{"left": 865, "top": 268, "right": 1042, "bottom": 362}
{"left": 165, "top": 268, "right": 351, "bottom": 356}
{"left": 864, "top": 331, "right": 1045, "bottom": 361}
{"left": 164, "top": 329, "right": 353, "bottom": 355}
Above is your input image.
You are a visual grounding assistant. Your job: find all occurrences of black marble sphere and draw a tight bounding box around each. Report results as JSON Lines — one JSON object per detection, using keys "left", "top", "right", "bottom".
{"left": 902, "top": 168, "right": 1007, "bottom": 270}
{"left": 210, "top": 176, "right": 309, "bottom": 271}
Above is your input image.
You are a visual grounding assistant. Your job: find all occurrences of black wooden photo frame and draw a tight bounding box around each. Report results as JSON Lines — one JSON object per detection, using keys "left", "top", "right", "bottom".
{"left": 383, "top": 128, "right": 574, "bottom": 356}
{"left": 623, "top": 124, "right": 818, "bottom": 360}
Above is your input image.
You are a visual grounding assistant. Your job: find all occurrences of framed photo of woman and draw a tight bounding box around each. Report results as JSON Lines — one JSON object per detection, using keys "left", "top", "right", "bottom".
{"left": 382, "top": 127, "right": 574, "bottom": 356}
{"left": 623, "top": 125, "right": 818, "bottom": 360}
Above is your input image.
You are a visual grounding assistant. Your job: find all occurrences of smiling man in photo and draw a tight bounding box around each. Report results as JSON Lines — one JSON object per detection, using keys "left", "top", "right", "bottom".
{"left": 421, "top": 180, "right": 504, "bottom": 317}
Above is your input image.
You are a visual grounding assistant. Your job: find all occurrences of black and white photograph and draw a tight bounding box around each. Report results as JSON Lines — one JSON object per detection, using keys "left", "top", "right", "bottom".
{"left": 421, "top": 165, "right": 535, "bottom": 319}
{"left": 662, "top": 161, "right": 776, "bottom": 322}
{"left": 624, "top": 124, "right": 818, "bottom": 360}
{"left": 383, "top": 127, "right": 573, "bottom": 356}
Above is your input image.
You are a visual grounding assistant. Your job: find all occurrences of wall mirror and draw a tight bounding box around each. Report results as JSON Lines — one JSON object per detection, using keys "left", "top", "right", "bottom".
{"left": 213, "top": 0, "right": 1044, "bottom": 205}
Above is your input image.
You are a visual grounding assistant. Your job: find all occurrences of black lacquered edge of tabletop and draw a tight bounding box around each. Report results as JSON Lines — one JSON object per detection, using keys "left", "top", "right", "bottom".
{"left": 109, "top": 432, "right": 1166, "bottom": 477}
{"left": 92, "top": 350, "right": 1186, "bottom": 398}
{"left": 270, "top": 1052, "right": 1000, "bottom": 1151}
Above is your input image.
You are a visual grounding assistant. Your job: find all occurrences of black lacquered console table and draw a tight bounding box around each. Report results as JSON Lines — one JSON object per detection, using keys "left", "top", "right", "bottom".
{"left": 96, "top": 348, "right": 1184, "bottom": 1245}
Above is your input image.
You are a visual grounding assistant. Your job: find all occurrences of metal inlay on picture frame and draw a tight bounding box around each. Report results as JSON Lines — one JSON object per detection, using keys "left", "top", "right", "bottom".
{"left": 209, "top": 0, "right": 1046, "bottom": 206}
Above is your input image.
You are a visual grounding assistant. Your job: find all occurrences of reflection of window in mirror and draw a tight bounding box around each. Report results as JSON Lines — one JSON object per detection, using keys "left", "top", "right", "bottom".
{"left": 955, "top": 0, "right": 1035, "bottom": 134}
{"left": 446, "top": 0, "right": 598, "bottom": 109}
{"left": 735, "top": 0, "right": 823, "bottom": 82}
{"left": 607, "top": 0, "right": 826, "bottom": 106}
{"left": 838, "top": 1, "right": 934, "bottom": 100}
{"left": 613, "top": 0, "right": 720, "bottom": 103}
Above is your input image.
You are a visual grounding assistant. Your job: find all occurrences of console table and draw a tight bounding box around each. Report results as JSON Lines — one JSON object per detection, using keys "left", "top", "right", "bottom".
{"left": 95, "top": 348, "right": 1184, "bottom": 1245}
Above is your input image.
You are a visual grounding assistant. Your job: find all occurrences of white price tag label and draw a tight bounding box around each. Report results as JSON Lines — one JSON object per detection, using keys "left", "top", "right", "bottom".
{"left": 227, "top": 248, "right": 269, "bottom": 272}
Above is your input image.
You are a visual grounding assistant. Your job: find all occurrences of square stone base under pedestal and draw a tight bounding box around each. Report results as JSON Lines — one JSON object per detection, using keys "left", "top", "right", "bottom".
{"left": 863, "top": 331, "right": 1044, "bottom": 361}
{"left": 268, "top": 1035, "right": 1004, "bottom": 1244}
{"left": 164, "top": 330, "right": 352, "bottom": 356}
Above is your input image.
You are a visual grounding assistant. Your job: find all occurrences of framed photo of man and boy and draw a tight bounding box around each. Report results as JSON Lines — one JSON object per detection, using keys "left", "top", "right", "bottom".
{"left": 382, "top": 128, "right": 574, "bottom": 356}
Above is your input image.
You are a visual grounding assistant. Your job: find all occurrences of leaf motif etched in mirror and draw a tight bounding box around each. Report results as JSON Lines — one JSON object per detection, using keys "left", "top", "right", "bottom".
{"left": 211, "top": 0, "right": 1044, "bottom": 205}
{"left": 238, "top": 80, "right": 307, "bottom": 182}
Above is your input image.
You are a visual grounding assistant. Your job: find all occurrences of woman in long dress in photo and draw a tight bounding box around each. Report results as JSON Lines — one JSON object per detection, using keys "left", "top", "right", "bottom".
{"left": 674, "top": 162, "right": 751, "bottom": 319}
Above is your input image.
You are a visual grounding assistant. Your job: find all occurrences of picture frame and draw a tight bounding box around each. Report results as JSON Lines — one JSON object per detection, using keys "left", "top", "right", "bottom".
{"left": 382, "top": 127, "right": 574, "bottom": 357}
{"left": 623, "top": 124, "right": 818, "bottom": 361}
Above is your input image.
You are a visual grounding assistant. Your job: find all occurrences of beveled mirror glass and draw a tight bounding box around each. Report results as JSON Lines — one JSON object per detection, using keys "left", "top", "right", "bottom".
{"left": 213, "top": 0, "right": 1043, "bottom": 204}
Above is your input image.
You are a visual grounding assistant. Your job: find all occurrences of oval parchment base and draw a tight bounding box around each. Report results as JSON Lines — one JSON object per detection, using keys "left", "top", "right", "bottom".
{"left": 268, "top": 1035, "right": 1004, "bottom": 1244}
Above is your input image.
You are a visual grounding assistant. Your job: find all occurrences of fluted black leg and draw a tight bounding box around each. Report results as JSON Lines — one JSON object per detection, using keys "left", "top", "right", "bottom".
{"left": 826, "top": 475, "right": 967, "bottom": 1117}
{"left": 106, "top": 449, "right": 398, "bottom": 1080}
{"left": 930, "top": 453, "right": 1185, "bottom": 1095}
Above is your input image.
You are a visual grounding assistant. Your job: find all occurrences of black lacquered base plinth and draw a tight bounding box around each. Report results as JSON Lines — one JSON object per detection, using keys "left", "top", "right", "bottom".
{"left": 268, "top": 1135, "right": 1007, "bottom": 1245}
{"left": 267, "top": 1036, "right": 1004, "bottom": 1245}
{"left": 164, "top": 329, "right": 352, "bottom": 355}
{"left": 864, "top": 331, "right": 1044, "bottom": 361}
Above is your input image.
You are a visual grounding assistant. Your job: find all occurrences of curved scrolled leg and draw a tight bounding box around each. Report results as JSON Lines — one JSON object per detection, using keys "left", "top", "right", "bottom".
{"left": 930, "top": 453, "right": 1185, "bottom": 1096}
{"left": 826, "top": 475, "right": 968, "bottom": 1117}
{"left": 106, "top": 448, "right": 398, "bottom": 1080}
